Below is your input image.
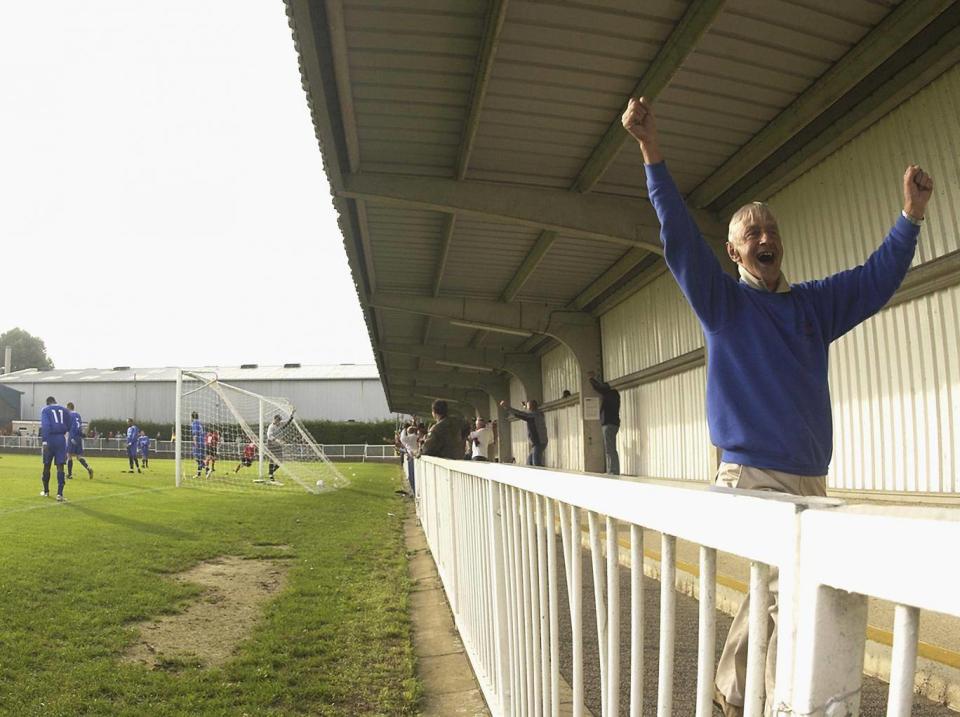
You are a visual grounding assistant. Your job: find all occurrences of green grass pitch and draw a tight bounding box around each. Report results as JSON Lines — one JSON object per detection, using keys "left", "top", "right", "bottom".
{"left": 0, "top": 453, "right": 419, "bottom": 716}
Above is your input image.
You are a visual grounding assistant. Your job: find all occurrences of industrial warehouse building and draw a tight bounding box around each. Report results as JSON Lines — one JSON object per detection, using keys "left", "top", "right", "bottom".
{"left": 0, "top": 364, "right": 391, "bottom": 425}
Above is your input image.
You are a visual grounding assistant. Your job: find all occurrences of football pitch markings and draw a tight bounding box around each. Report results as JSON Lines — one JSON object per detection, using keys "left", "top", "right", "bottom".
{"left": 0, "top": 484, "right": 178, "bottom": 517}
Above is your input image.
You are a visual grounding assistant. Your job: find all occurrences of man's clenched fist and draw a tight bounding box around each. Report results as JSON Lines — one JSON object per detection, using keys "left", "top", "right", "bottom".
{"left": 621, "top": 96, "right": 662, "bottom": 164}
{"left": 903, "top": 165, "right": 934, "bottom": 220}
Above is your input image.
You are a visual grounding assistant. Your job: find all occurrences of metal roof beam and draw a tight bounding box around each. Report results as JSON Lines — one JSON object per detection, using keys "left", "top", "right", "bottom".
{"left": 689, "top": 0, "right": 955, "bottom": 209}
{"left": 719, "top": 15, "right": 960, "bottom": 214}
{"left": 381, "top": 341, "right": 514, "bottom": 367}
{"left": 500, "top": 230, "right": 557, "bottom": 302}
{"left": 431, "top": 214, "right": 457, "bottom": 297}
{"left": 369, "top": 292, "right": 588, "bottom": 338}
{"left": 572, "top": 247, "right": 646, "bottom": 310}
{"left": 324, "top": 0, "right": 360, "bottom": 173}
{"left": 571, "top": 0, "right": 726, "bottom": 193}
{"left": 339, "top": 172, "right": 686, "bottom": 252}
{"left": 457, "top": 0, "right": 509, "bottom": 180}
{"left": 387, "top": 369, "right": 509, "bottom": 398}
{"left": 392, "top": 385, "right": 488, "bottom": 412}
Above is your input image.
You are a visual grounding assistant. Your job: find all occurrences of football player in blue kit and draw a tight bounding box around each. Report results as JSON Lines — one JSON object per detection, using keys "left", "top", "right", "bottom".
{"left": 138, "top": 430, "right": 151, "bottom": 469}
{"left": 125, "top": 418, "right": 141, "bottom": 473}
{"left": 65, "top": 402, "right": 94, "bottom": 480}
{"left": 40, "top": 396, "right": 71, "bottom": 501}
{"left": 191, "top": 411, "right": 204, "bottom": 477}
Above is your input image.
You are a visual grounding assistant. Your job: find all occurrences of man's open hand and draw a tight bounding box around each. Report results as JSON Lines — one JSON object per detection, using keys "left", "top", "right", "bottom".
{"left": 621, "top": 97, "right": 662, "bottom": 164}
{"left": 903, "top": 165, "right": 934, "bottom": 220}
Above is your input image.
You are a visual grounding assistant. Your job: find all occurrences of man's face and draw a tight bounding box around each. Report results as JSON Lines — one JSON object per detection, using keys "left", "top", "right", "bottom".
{"left": 727, "top": 215, "right": 783, "bottom": 290}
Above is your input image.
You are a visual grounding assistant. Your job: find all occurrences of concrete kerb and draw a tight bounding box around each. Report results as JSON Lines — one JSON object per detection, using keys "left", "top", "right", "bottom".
{"left": 405, "top": 509, "right": 491, "bottom": 717}
{"left": 405, "top": 506, "right": 594, "bottom": 717}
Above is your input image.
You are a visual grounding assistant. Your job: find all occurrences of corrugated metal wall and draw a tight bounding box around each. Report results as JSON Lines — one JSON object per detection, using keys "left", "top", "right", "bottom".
{"left": 618, "top": 366, "right": 712, "bottom": 481}
{"left": 769, "top": 65, "right": 960, "bottom": 493}
{"left": 541, "top": 345, "right": 579, "bottom": 402}
{"left": 828, "top": 284, "right": 960, "bottom": 492}
{"left": 545, "top": 403, "right": 584, "bottom": 472}
{"left": 600, "top": 271, "right": 707, "bottom": 481}
{"left": 597, "top": 64, "right": 960, "bottom": 494}
{"left": 540, "top": 344, "right": 585, "bottom": 470}
{"left": 601, "top": 271, "right": 703, "bottom": 377}
{"left": 10, "top": 379, "right": 392, "bottom": 424}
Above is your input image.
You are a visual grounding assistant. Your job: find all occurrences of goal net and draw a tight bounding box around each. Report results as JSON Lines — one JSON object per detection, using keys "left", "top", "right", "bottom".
{"left": 174, "top": 370, "right": 348, "bottom": 494}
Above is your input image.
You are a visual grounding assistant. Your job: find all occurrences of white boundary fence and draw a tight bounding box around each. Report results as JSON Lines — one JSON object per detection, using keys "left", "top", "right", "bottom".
{"left": 415, "top": 456, "right": 960, "bottom": 717}
{"left": 0, "top": 436, "right": 395, "bottom": 461}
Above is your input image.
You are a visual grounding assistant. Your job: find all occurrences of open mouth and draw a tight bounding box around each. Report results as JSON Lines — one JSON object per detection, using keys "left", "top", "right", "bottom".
{"left": 757, "top": 250, "right": 775, "bottom": 265}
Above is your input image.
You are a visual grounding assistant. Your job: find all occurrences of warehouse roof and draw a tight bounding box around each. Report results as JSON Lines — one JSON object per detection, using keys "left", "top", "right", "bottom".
{"left": 0, "top": 364, "right": 381, "bottom": 384}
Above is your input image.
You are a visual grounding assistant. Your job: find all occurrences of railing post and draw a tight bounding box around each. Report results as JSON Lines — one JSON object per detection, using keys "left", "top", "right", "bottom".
{"left": 743, "top": 562, "right": 771, "bottom": 717}
{"left": 486, "top": 480, "right": 511, "bottom": 714}
{"left": 446, "top": 468, "right": 459, "bottom": 613}
{"left": 786, "top": 577, "right": 868, "bottom": 715}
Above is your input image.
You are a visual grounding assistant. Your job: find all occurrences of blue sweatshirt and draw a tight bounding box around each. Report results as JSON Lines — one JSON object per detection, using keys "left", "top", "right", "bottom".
{"left": 646, "top": 162, "right": 918, "bottom": 476}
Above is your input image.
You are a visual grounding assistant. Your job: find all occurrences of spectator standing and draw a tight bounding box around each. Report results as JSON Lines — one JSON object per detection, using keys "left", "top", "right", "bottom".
{"left": 498, "top": 399, "right": 548, "bottom": 467}
{"left": 399, "top": 422, "right": 421, "bottom": 494}
{"left": 467, "top": 418, "right": 494, "bottom": 461}
{"left": 622, "top": 95, "right": 932, "bottom": 717}
{"left": 589, "top": 374, "right": 621, "bottom": 475}
{"left": 418, "top": 400, "right": 464, "bottom": 460}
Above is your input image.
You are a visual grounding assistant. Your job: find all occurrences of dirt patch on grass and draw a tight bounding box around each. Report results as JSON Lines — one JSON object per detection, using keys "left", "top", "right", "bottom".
{"left": 123, "top": 555, "right": 290, "bottom": 669}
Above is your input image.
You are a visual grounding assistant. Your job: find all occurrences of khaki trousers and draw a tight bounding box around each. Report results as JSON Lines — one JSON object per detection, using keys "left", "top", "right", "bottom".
{"left": 714, "top": 463, "right": 827, "bottom": 714}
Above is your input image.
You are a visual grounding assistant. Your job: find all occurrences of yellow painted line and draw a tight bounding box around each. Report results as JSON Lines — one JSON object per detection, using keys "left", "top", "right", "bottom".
{"left": 602, "top": 530, "right": 960, "bottom": 672}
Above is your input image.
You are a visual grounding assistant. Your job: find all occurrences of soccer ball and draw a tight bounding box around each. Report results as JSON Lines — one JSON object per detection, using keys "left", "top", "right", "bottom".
{"left": 316, "top": 479, "right": 324, "bottom": 489}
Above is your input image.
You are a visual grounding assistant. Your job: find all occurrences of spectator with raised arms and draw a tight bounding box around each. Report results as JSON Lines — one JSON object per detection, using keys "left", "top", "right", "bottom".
{"left": 621, "top": 95, "right": 934, "bottom": 716}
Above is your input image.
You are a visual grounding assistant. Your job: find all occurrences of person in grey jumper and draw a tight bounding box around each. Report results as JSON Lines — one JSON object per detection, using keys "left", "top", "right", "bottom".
{"left": 499, "top": 399, "right": 548, "bottom": 467}
{"left": 589, "top": 374, "right": 621, "bottom": 475}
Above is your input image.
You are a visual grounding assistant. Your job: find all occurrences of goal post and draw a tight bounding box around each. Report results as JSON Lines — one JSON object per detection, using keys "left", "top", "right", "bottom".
{"left": 174, "top": 369, "right": 348, "bottom": 493}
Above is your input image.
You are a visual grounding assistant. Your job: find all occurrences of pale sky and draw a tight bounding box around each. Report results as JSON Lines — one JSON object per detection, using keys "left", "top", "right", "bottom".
{"left": 1, "top": 1, "right": 375, "bottom": 369}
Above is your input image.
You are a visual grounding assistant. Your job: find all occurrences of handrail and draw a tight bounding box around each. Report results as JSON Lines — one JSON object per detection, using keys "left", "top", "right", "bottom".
{"left": 414, "top": 456, "right": 960, "bottom": 717}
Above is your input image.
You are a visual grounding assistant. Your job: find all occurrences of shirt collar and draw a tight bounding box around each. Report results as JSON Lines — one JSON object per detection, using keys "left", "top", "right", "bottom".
{"left": 738, "top": 265, "right": 791, "bottom": 293}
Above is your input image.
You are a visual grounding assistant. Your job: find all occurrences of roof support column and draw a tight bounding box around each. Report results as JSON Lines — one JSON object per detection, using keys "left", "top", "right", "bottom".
{"left": 548, "top": 314, "right": 605, "bottom": 474}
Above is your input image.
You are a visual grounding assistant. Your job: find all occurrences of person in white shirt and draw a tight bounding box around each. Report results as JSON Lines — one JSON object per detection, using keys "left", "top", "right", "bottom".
{"left": 467, "top": 418, "right": 494, "bottom": 461}
{"left": 399, "top": 423, "right": 421, "bottom": 494}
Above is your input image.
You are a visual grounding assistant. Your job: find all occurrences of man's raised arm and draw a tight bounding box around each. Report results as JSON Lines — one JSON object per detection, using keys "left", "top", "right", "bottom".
{"left": 621, "top": 97, "right": 734, "bottom": 332}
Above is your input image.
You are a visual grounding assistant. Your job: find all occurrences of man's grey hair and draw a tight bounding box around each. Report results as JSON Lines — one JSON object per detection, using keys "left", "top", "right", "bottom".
{"left": 727, "top": 201, "right": 778, "bottom": 244}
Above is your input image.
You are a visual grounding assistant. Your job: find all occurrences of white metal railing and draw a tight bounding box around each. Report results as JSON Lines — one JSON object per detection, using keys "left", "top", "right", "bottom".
{"left": 414, "top": 456, "right": 960, "bottom": 717}
{"left": 0, "top": 436, "right": 395, "bottom": 460}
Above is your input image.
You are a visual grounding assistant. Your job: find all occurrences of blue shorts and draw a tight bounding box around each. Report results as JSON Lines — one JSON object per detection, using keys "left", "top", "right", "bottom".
{"left": 69, "top": 436, "right": 84, "bottom": 456}
{"left": 44, "top": 434, "right": 68, "bottom": 466}
{"left": 140, "top": 448, "right": 149, "bottom": 458}
{"left": 193, "top": 445, "right": 203, "bottom": 460}
{"left": 127, "top": 444, "right": 137, "bottom": 457}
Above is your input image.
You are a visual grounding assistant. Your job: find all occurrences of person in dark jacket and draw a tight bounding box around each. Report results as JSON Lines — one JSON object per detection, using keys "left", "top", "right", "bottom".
{"left": 589, "top": 374, "right": 621, "bottom": 475}
{"left": 498, "top": 399, "right": 548, "bottom": 467}
{"left": 419, "top": 400, "right": 464, "bottom": 460}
